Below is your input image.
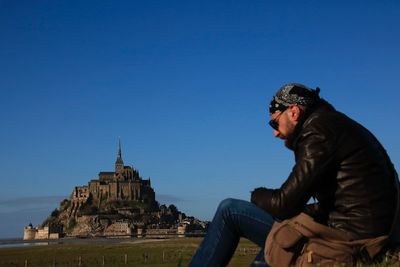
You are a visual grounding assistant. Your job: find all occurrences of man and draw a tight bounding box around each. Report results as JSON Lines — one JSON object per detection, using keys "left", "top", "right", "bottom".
{"left": 188, "top": 83, "right": 399, "bottom": 267}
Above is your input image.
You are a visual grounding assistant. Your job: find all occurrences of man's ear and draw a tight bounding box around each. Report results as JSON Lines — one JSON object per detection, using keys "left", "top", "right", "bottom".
{"left": 290, "top": 105, "right": 302, "bottom": 121}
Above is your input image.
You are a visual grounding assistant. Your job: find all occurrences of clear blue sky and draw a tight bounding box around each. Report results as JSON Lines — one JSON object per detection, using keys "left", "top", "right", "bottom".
{"left": 0, "top": 0, "right": 399, "bottom": 239}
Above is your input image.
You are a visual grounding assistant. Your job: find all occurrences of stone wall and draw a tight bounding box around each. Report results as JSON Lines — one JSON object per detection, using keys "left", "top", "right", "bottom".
{"left": 23, "top": 225, "right": 60, "bottom": 240}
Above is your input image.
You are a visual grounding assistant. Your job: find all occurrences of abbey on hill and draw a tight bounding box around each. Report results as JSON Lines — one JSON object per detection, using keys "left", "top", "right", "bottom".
{"left": 24, "top": 142, "right": 207, "bottom": 240}
{"left": 71, "top": 140, "right": 157, "bottom": 217}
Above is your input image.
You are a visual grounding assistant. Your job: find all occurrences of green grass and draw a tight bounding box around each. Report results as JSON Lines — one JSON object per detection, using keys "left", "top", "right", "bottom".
{"left": 0, "top": 238, "right": 398, "bottom": 267}
{"left": 0, "top": 238, "right": 260, "bottom": 267}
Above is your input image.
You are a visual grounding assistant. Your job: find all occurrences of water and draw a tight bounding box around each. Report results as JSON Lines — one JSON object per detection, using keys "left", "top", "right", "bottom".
{"left": 0, "top": 241, "right": 50, "bottom": 248}
{"left": 0, "top": 237, "right": 139, "bottom": 249}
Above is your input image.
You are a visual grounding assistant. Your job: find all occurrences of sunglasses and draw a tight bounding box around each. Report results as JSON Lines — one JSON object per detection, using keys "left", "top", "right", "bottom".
{"left": 268, "top": 110, "right": 285, "bottom": 131}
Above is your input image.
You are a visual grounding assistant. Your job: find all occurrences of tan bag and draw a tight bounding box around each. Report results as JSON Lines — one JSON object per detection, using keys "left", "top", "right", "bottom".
{"left": 264, "top": 219, "right": 306, "bottom": 267}
{"left": 264, "top": 213, "right": 388, "bottom": 267}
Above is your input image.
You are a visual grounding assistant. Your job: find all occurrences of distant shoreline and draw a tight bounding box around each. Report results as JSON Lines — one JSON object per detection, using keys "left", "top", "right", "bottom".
{"left": 0, "top": 236, "right": 179, "bottom": 248}
{"left": 0, "top": 237, "right": 133, "bottom": 245}
{"left": 0, "top": 238, "right": 23, "bottom": 244}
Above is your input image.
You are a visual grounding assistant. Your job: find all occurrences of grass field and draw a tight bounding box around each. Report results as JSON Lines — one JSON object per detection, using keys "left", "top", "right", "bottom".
{"left": 0, "top": 237, "right": 399, "bottom": 267}
{"left": 0, "top": 237, "right": 261, "bottom": 267}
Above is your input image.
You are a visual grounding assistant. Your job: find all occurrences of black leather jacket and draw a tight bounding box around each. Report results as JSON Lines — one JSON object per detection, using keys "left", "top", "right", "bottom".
{"left": 253, "top": 101, "right": 398, "bottom": 239}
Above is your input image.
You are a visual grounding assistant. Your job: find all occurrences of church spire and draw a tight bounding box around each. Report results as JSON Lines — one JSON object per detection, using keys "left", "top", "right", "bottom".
{"left": 115, "top": 139, "right": 124, "bottom": 172}
{"left": 118, "top": 139, "right": 122, "bottom": 159}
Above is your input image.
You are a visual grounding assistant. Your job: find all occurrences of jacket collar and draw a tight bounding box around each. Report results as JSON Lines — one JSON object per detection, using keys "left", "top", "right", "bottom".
{"left": 287, "top": 99, "right": 335, "bottom": 150}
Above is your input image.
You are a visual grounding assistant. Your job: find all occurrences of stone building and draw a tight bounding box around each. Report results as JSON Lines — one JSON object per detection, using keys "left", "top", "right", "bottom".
{"left": 23, "top": 223, "right": 60, "bottom": 240}
{"left": 104, "top": 221, "right": 132, "bottom": 237}
{"left": 70, "top": 141, "right": 156, "bottom": 215}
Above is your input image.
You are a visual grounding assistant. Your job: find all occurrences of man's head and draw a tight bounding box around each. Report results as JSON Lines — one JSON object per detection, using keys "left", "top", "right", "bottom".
{"left": 269, "top": 83, "right": 321, "bottom": 147}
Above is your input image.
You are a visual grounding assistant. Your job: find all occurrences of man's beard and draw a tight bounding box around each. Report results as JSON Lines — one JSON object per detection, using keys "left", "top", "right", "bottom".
{"left": 282, "top": 128, "right": 296, "bottom": 150}
{"left": 284, "top": 136, "right": 295, "bottom": 150}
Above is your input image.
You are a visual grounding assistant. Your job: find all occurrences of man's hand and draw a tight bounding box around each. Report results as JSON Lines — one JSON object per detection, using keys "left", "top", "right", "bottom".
{"left": 251, "top": 187, "right": 272, "bottom": 210}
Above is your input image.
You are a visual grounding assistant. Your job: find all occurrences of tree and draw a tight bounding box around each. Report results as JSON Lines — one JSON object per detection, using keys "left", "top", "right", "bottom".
{"left": 67, "top": 218, "right": 76, "bottom": 230}
{"left": 168, "top": 204, "right": 178, "bottom": 215}
{"left": 51, "top": 208, "right": 59, "bottom": 217}
{"left": 60, "top": 199, "right": 71, "bottom": 211}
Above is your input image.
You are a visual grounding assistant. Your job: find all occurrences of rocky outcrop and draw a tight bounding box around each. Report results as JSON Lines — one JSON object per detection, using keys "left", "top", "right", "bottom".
{"left": 70, "top": 216, "right": 107, "bottom": 237}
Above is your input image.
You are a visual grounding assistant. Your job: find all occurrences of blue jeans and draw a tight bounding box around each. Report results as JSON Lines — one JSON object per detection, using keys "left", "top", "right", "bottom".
{"left": 189, "top": 198, "right": 275, "bottom": 267}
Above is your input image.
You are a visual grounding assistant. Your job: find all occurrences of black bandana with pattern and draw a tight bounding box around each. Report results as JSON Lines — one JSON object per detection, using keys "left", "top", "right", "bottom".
{"left": 269, "top": 83, "right": 321, "bottom": 115}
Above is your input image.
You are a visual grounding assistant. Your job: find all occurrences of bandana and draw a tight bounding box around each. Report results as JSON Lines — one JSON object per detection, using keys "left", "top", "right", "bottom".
{"left": 269, "top": 83, "right": 321, "bottom": 114}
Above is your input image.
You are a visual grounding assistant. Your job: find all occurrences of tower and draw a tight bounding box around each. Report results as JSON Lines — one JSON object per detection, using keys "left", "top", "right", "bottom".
{"left": 115, "top": 139, "right": 124, "bottom": 172}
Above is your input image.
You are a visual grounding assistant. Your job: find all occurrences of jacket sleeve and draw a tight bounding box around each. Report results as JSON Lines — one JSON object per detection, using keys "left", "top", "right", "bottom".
{"left": 252, "top": 121, "right": 338, "bottom": 220}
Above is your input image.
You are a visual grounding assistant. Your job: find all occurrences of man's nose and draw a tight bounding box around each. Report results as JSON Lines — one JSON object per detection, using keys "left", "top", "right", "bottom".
{"left": 273, "top": 129, "right": 280, "bottom": 137}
